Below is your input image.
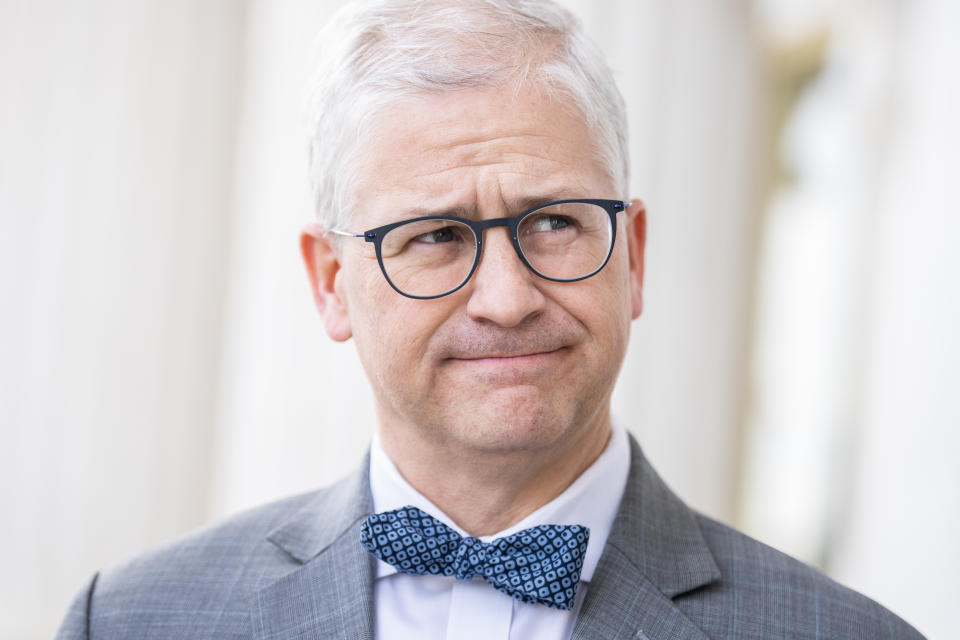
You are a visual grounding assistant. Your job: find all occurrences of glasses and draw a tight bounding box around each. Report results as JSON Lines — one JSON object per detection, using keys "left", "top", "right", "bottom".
{"left": 328, "top": 198, "right": 629, "bottom": 299}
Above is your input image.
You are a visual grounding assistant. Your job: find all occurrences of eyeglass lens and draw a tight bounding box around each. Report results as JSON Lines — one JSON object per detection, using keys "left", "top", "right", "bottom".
{"left": 378, "top": 202, "right": 613, "bottom": 298}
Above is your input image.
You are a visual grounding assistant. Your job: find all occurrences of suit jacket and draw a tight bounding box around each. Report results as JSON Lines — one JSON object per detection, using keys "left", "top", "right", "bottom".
{"left": 56, "top": 437, "right": 924, "bottom": 639}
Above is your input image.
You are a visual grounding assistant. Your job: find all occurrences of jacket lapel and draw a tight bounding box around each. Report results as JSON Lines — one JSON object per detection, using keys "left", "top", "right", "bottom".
{"left": 572, "top": 436, "right": 721, "bottom": 640}
{"left": 252, "top": 456, "right": 376, "bottom": 640}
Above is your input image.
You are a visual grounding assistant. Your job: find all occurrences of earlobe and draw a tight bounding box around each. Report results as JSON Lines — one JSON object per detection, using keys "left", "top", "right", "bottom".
{"left": 626, "top": 200, "right": 647, "bottom": 319}
{"left": 300, "top": 223, "right": 353, "bottom": 342}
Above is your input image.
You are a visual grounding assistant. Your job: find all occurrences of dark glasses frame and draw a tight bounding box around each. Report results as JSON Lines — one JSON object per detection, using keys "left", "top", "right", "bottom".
{"left": 328, "top": 198, "right": 629, "bottom": 299}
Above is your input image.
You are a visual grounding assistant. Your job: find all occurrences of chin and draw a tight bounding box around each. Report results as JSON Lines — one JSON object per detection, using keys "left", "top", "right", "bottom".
{"left": 444, "top": 388, "right": 581, "bottom": 453}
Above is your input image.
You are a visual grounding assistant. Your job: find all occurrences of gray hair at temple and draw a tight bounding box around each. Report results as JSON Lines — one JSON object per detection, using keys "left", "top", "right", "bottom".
{"left": 305, "top": 0, "right": 630, "bottom": 231}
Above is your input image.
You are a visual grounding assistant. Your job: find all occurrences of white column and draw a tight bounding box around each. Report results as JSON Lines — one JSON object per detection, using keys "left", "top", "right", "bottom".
{"left": 829, "top": 2, "right": 960, "bottom": 637}
{"left": 206, "top": 0, "right": 380, "bottom": 519}
{"left": 0, "top": 2, "right": 246, "bottom": 636}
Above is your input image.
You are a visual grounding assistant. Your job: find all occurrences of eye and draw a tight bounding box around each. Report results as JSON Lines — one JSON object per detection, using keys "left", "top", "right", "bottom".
{"left": 414, "top": 226, "right": 460, "bottom": 243}
{"left": 526, "top": 214, "right": 575, "bottom": 233}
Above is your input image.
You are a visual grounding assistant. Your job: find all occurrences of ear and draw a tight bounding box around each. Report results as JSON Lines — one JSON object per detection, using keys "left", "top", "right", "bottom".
{"left": 300, "top": 223, "right": 353, "bottom": 342}
{"left": 626, "top": 199, "right": 647, "bottom": 319}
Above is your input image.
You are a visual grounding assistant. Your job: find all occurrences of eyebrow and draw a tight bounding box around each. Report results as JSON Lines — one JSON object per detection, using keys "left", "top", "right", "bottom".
{"left": 397, "top": 190, "right": 586, "bottom": 221}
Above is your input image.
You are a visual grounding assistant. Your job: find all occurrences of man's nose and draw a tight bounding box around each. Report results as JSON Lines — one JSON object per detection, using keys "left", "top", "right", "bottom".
{"left": 465, "top": 228, "right": 546, "bottom": 327}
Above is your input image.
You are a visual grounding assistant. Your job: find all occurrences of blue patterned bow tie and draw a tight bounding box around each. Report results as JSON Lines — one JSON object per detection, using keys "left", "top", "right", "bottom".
{"left": 360, "top": 505, "right": 589, "bottom": 610}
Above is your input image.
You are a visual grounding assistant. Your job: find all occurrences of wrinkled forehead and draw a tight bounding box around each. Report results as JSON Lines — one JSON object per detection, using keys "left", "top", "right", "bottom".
{"left": 343, "top": 85, "right": 614, "bottom": 228}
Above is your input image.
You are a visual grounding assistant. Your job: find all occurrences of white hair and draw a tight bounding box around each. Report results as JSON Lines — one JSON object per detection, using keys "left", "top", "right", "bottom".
{"left": 306, "top": 0, "right": 629, "bottom": 230}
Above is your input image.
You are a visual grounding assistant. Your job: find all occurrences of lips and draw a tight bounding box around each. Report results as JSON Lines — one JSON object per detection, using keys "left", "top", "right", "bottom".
{"left": 449, "top": 346, "right": 567, "bottom": 361}
{"left": 430, "top": 314, "right": 585, "bottom": 366}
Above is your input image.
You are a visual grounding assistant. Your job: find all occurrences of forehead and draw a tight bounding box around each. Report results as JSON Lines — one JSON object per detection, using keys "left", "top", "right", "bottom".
{"left": 350, "top": 86, "right": 613, "bottom": 223}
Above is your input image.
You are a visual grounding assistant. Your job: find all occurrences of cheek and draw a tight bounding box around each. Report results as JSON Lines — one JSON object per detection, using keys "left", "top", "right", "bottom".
{"left": 604, "top": 239, "right": 636, "bottom": 316}
{"left": 559, "top": 251, "right": 633, "bottom": 353}
{"left": 343, "top": 262, "right": 448, "bottom": 383}
{"left": 597, "top": 234, "right": 635, "bottom": 298}
{"left": 338, "top": 258, "right": 395, "bottom": 369}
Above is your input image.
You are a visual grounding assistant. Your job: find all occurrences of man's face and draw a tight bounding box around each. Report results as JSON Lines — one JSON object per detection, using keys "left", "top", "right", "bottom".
{"left": 303, "top": 85, "right": 645, "bottom": 458}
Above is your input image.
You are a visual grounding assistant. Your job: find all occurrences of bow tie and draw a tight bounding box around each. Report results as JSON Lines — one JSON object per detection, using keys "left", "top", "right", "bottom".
{"left": 360, "top": 505, "right": 589, "bottom": 610}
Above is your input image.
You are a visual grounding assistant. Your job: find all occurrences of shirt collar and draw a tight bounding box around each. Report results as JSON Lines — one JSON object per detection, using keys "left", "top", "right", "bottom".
{"left": 368, "top": 421, "right": 631, "bottom": 583}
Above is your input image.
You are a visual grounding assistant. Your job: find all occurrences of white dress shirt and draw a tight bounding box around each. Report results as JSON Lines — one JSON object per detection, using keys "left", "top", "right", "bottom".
{"left": 368, "top": 424, "right": 631, "bottom": 640}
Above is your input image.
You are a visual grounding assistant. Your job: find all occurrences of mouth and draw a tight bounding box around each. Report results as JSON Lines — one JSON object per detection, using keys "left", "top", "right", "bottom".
{"left": 448, "top": 347, "right": 568, "bottom": 362}
{"left": 433, "top": 322, "right": 583, "bottom": 381}
{"left": 443, "top": 347, "right": 570, "bottom": 382}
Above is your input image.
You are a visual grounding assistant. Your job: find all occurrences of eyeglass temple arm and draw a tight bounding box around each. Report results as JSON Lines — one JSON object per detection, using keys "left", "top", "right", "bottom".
{"left": 326, "top": 228, "right": 365, "bottom": 239}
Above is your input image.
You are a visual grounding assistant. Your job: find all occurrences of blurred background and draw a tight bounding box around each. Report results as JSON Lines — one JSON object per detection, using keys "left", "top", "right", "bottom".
{"left": 1, "top": 0, "right": 957, "bottom": 637}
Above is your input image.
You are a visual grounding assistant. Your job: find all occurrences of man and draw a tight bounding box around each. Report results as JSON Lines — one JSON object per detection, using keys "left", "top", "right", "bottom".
{"left": 57, "top": 1, "right": 923, "bottom": 638}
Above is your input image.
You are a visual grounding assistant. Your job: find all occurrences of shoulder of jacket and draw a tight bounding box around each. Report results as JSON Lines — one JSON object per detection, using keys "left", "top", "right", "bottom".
{"left": 689, "top": 513, "right": 925, "bottom": 639}
{"left": 87, "top": 488, "right": 332, "bottom": 619}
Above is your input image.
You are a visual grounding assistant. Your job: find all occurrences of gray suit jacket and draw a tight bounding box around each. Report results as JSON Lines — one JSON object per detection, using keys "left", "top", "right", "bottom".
{"left": 56, "top": 437, "right": 924, "bottom": 639}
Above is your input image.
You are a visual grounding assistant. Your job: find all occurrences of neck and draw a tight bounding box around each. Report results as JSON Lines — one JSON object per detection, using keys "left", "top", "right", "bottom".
{"left": 378, "top": 410, "right": 613, "bottom": 536}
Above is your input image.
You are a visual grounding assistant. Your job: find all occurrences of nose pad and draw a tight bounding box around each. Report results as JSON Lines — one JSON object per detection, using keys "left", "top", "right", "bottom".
{"left": 465, "top": 228, "right": 546, "bottom": 327}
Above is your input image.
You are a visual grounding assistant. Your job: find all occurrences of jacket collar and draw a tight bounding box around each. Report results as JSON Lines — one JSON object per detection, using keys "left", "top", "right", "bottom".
{"left": 265, "top": 452, "right": 373, "bottom": 562}
{"left": 572, "top": 435, "right": 721, "bottom": 639}
{"left": 608, "top": 436, "right": 721, "bottom": 597}
{"left": 252, "top": 454, "right": 376, "bottom": 640}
